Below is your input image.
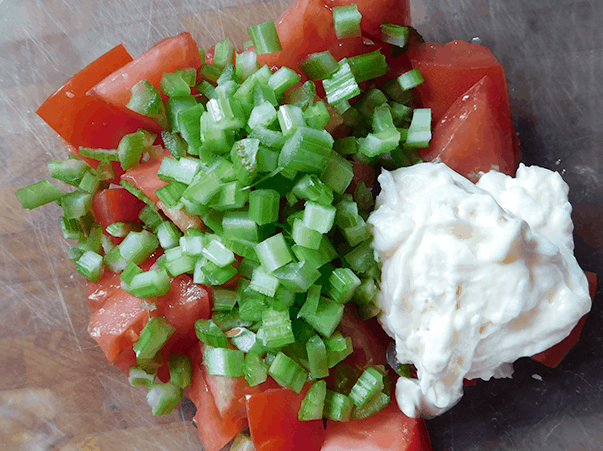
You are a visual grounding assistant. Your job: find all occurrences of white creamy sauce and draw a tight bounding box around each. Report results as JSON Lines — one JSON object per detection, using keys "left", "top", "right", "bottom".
{"left": 367, "top": 162, "right": 591, "bottom": 418}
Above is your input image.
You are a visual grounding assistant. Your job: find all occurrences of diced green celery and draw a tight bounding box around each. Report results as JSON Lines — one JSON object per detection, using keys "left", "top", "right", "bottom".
{"left": 332, "top": 4, "right": 362, "bottom": 39}
{"left": 268, "top": 351, "right": 307, "bottom": 393}
{"left": 159, "top": 72, "right": 191, "bottom": 97}
{"left": 75, "top": 250, "right": 104, "bottom": 282}
{"left": 300, "top": 51, "right": 339, "bottom": 80}
{"left": 248, "top": 20, "right": 283, "bottom": 54}
{"left": 323, "top": 389, "right": 354, "bottom": 422}
{"left": 348, "top": 49, "right": 389, "bottom": 83}
{"left": 299, "top": 379, "right": 327, "bottom": 421}
{"left": 126, "top": 80, "right": 168, "bottom": 129}
{"left": 195, "top": 319, "right": 229, "bottom": 348}
{"left": 213, "top": 37, "right": 235, "bottom": 70}
{"left": 133, "top": 317, "right": 175, "bottom": 363}
{"left": 268, "top": 66, "right": 301, "bottom": 98}
{"left": 129, "top": 268, "right": 171, "bottom": 298}
{"left": 299, "top": 296, "right": 344, "bottom": 338}
{"left": 203, "top": 345, "right": 245, "bottom": 377}
{"left": 349, "top": 366, "right": 385, "bottom": 407}
{"left": 255, "top": 233, "right": 293, "bottom": 273}
{"left": 168, "top": 354, "right": 193, "bottom": 388}
{"left": 323, "top": 59, "right": 361, "bottom": 105}
{"left": 278, "top": 126, "right": 334, "bottom": 173}
{"left": 146, "top": 381, "right": 183, "bottom": 416}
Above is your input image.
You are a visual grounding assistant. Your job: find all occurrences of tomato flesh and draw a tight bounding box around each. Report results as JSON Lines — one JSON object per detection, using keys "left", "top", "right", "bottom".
{"left": 321, "top": 399, "right": 432, "bottom": 451}
{"left": 421, "top": 74, "right": 519, "bottom": 182}
{"left": 120, "top": 149, "right": 170, "bottom": 204}
{"left": 246, "top": 386, "right": 326, "bottom": 451}
{"left": 91, "top": 187, "right": 146, "bottom": 230}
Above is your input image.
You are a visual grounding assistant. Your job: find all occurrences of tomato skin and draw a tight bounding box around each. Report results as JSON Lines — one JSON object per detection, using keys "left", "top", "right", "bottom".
{"left": 91, "top": 187, "right": 146, "bottom": 230}
{"left": 531, "top": 271, "right": 596, "bottom": 367}
{"left": 246, "top": 386, "right": 326, "bottom": 451}
{"left": 321, "top": 399, "right": 432, "bottom": 451}
{"left": 88, "top": 32, "right": 202, "bottom": 108}
{"left": 421, "top": 75, "right": 519, "bottom": 182}
{"left": 36, "top": 44, "right": 132, "bottom": 143}
{"left": 188, "top": 345, "right": 247, "bottom": 451}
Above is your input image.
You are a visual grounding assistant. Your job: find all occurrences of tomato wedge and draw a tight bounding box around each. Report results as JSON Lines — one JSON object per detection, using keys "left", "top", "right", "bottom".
{"left": 89, "top": 32, "right": 202, "bottom": 108}
{"left": 420, "top": 75, "right": 519, "bottom": 182}
{"left": 246, "top": 386, "right": 326, "bottom": 451}
{"left": 531, "top": 271, "right": 597, "bottom": 367}
{"left": 36, "top": 44, "right": 132, "bottom": 143}
{"left": 37, "top": 43, "right": 161, "bottom": 170}
{"left": 321, "top": 399, "right": 432, "bottom": 451}
{"left": 409, "top": 41, "right": 510, "bottom": 124}
{"left": 203, "top": 371, "right": 279, "bottom": 426}
{"left": 257, "top": 0, "right": 410, "bottom": 71}
{"left": 188, "top": 345, "right": 247, "bottom": 451}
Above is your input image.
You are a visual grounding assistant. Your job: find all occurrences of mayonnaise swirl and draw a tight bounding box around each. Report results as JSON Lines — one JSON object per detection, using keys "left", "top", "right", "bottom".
{"left": 368, "top": 162, "right": 591, "bottom": 418}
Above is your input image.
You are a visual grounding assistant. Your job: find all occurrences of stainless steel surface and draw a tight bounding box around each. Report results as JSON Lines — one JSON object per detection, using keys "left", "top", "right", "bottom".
{"left": 1, "top": 0, "right": 601, "bottom": 449}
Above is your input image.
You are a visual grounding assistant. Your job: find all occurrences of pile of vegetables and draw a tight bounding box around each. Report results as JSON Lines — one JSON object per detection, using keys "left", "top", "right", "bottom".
{"left": 16, "top": 0, "right": 596, "bottom": 449}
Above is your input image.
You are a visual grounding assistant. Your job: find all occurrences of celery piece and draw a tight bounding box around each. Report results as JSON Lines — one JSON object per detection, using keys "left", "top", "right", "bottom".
{"left": 397, "top": 68, "right": 425, "bottom": 91}
{"left": 213, "top": 37, "right": 235, "bottom": 70}
{"left": 349, "top": 366, "right": 385, "bottom": 407}
{"left": 75, "top": 250, "right": 104, "bottom": 282}
{"left": 306, "top": 335, "right": 329, "bottom": 379}
{"left": 255, "top": 233, "right": 293, "bottom": 273}
{"left": 262, "top": 309, "right": 295, "bottom": 348}
{"left": 159, "top": 72, "right": 191, "bottom": 97}
{"left": 332, "top": 4, "right": 362, "bottom": 39}
{"left": 404, "top": 108, "right": 432, "bottom": 149}
{"left": 146, "top": 381, "right": 183, "bottom": 416}
{"left": 303, "top": 100, "right": 330, "bottom": 130}
{"left": 48, "top": 159, "right": 90, "bottom": 186}
{"left": 248, "top": 20, "right": 283, "bottom": 55}
{"left": 381, "top": 23, "right": 410, "bottom": 47}
{"left": 299, "top": 296, "right": 344, "bottom": 338}
{"left": 126, "top": 80, "right": 168, "bottom": 129}
{"left": 278, "top": 104, "right": 306, "bottom": 137}
{"left": 129, "top": 268, "right": 171, "bottom": 298}
{"left": 134, "top": 317, "right": 175, "bottom": 364}
{"left": 348, "top": 49, "right": 389, "bottom": 83}
{"left": 58, "top": 191, "right": 93, "bottom": 219}
{"left": 286, "top": 80, "right": 317, "bottom": 111}
{"left": 268, "top": 351, "right": 307, "bottom": 393}
{"left": 326, "top": 267, "right": 361, "bottom": 304}
{"left": 168, "top": 354, "right": 193, "bottom": 388}
{"left": 299, "top": 379, "right": 327, "bottom": 421}
{"left": 323, "top": 389, "right": 354, "bottom": 422}
{"left": 244, "top": 351, "right": 268, "bottom": 386}
{"left": 323, "top": 59, "right": 361, "bottom": 105}
{"left": 300, "top": 51, "right": 339, "bottom": 80}
{"left": 278, "top": 126, "right": 334, "bottom": 174}
{"left": 195, "top": 319, "right": 229, "bottom": 348}
{"left": 351, "top": 391, "right": 390, "bottom": 419}
{"left": 268, "top": 66, "right": 301, "bottom": 98}
{"left": 236, "top": 50, "right": 260, "bottom": 81}
{"left": 249, "top": 189, "right": 280, "bottom": 225}
{"left": 204, "top": 345, "right": 245, "bottom": 377}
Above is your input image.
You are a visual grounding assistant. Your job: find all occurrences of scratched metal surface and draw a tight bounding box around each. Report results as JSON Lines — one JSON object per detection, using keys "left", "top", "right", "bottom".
{"left": 1, "top": 0, "right": 602, "bottom": 450}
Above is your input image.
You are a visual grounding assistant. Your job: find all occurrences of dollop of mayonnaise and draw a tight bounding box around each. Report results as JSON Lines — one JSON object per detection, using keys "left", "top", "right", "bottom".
{"left": 367, "top": 162, "right": 591, "bottom": 418}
